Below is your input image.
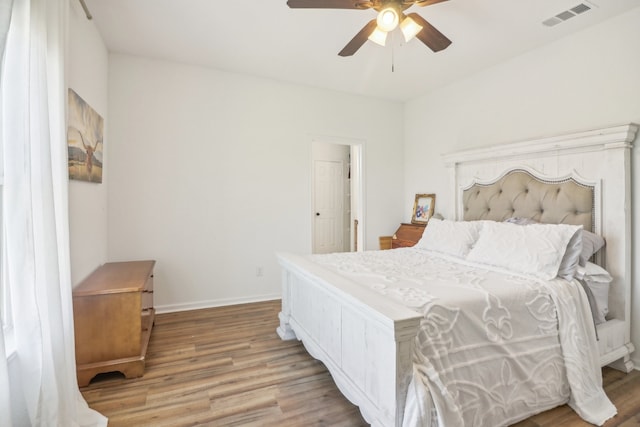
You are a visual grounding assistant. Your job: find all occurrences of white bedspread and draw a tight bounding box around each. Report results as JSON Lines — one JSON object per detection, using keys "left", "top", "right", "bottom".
{"left": 312, "top": 248, "right": 616, "bottom": 426}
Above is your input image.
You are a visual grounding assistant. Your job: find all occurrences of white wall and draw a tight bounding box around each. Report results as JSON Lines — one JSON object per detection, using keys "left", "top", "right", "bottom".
{"left": 404, "top": 7, "right": 640, "bottom": 366}
{"left": 67, "top": 0, "right": 109, "bottom": 285}
{"left": 107, "top": 55, "right": 404, "bottom": 312}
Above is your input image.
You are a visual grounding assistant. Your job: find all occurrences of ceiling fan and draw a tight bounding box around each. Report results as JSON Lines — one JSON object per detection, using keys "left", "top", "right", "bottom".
{"left": 287, "top": 0, "right": 452, "bottom": 57}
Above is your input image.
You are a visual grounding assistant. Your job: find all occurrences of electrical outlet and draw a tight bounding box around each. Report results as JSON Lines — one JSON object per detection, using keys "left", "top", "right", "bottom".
{"left": 256, "top": 267, "right": 263, "bottom": 277}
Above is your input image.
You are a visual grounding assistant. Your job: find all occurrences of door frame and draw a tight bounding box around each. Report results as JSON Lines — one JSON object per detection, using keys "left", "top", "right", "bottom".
{"left": 310, "top": 135, "right": 365, "bottom": 253}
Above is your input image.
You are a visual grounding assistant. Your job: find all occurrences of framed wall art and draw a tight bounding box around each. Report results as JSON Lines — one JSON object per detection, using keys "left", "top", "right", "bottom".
{"left": 411, "top": 193, "right": 435, "bottom": 224}
{"left": 67, "top": 88, "right": 104, "bottom": 183}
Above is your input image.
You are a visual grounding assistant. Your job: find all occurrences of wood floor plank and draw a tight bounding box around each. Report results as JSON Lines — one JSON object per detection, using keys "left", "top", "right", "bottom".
{"left": 205, "top": 406, "right": 285, "bottom": 427}
{"left": 105, "top": 391, "right": 211, "bottom": 426}
{"left": 209, "top": 386, "right": 279, "bottom": 419}
{"left": 80, "top": 300, "right": 640, "bottom": 426}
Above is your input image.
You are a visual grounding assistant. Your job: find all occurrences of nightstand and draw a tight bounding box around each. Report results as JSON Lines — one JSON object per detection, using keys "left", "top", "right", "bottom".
{"left": 391, "top": 223, "right": 426, "bottom": 248}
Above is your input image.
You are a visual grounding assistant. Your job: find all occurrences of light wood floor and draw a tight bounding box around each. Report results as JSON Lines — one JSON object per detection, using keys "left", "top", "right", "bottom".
{"left": 81, "top": 300, "right": 640, "bottom": 426}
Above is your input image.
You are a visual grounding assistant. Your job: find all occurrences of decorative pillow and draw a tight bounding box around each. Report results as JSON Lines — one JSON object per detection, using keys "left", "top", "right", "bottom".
{"left": 466, "top": 221, "right": 582, "bottom": 280}
{"left": 576, "top": 262, "right": 612, "bottom": 323}
{"left": 580, "top": 230, "right": 605, "bottom": 266}
{"left": 415, "top": 218, "right": 483, "bottom": 259}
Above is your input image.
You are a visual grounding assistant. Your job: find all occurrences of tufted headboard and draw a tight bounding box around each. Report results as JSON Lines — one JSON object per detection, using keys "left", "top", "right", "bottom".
{"left": 442, "top": 124, "right": 637, "bottom": 371}
{"left": 462, "top": 169, "right": 594, "bottom": 232}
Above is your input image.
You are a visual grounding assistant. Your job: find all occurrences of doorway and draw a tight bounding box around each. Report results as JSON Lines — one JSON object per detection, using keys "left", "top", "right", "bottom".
{"left": 311, "top": 138, "right": 364, "bottom": 254}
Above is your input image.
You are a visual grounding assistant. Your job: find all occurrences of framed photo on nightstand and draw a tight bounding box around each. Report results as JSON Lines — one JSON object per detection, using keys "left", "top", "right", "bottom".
{"left": 411, "top": 193, "right": 435, "bottom": 224}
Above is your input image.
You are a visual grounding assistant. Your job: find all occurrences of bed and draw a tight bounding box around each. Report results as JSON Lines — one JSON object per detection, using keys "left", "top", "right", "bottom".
{"left": 276, "top": 123, "right": 637, "bottom": 426}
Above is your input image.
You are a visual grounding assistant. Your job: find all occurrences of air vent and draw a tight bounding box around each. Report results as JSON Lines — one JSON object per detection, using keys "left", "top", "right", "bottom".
{"left": 571, "top": 3, "right": 591, "bottom": 14}
{"left": 542, "top": 17, "right": 562, "bottom": 27}
{"left": 542, "top": 3, "right": 592, "bottom": 27}
{"left": 556, "top": 10, "right": 577, "bottom": 21}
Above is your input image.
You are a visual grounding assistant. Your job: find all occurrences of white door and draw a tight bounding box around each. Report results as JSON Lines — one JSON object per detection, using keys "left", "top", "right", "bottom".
{"left": 312, "top": 139, "right": 363, "bottom": 254}
{"left": 313, "top": 159, "right": 344, "bottom": 254}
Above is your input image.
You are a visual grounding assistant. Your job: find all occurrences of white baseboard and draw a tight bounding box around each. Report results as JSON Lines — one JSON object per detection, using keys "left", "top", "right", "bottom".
{"left": 155, "top": 293, "right": 281, "bottom": 314}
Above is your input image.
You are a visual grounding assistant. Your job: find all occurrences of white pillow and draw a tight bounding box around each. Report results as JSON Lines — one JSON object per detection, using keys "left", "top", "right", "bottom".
{"left": 503, "top": 217, "right": 582, "bottom": 281}
{"left": 415, "top": 218, "right": 483, "bottom": 259}
{"left": 576, "top": 262, "right": 612, "bottom": 322}
{"left": 575, "top": 261, "right": 613, "bottom": 282}
{"left": 466, "top": 221, "right": 582, "bottom": 280}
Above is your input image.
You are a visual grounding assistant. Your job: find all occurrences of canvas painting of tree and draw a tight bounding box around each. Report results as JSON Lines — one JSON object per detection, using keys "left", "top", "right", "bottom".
{"left": 67, "top": 89, "right": 104, "bottom": 183}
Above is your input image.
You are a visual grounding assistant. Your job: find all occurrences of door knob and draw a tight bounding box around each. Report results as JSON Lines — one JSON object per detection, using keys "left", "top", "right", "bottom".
{"left": 316, "top": 212, "right": 320, "bottom": 216}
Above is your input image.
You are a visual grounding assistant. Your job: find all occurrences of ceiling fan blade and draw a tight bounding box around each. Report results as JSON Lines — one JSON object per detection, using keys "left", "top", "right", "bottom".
{"left": 338, "top": 19, "right": 378, "bottom": 56}
{"left": 287, "top": 0, "right": 372, "bottom": 9}
{"left": 407, "top": 12, "right": 451, "bottom": 52}
{"left": 414, "top": 0, "right": 448, "bottom": 7}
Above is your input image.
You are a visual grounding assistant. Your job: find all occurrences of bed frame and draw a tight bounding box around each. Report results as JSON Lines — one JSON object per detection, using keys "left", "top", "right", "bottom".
{"left": 277, "top": 123, "right": 637, "bottom": 426}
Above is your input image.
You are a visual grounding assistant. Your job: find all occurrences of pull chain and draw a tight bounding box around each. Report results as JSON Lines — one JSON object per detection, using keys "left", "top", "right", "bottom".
{"left": 391, "top": 30, "right": 395, "bottom": 72}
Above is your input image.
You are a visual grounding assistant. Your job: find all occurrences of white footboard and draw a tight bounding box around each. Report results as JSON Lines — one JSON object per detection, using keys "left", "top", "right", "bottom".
{"left": 277, "top": 253, "right": 422, "bottom": 427}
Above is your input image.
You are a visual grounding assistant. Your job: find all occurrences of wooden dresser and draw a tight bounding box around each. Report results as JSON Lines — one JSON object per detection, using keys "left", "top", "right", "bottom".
{"left": 379, "top": 223, "right": 426, "bottom": 249}
{"left": 73, "top": 260, "right": 156, "bottom": 386}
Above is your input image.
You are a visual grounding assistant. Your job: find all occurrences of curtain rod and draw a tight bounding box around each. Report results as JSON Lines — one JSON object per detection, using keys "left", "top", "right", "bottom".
{"left": 78, "top": 0, "right": 92, "bottom": 20}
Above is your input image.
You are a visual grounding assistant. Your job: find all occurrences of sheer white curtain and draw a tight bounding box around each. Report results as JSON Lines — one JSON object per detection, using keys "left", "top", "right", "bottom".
{"left": 0, "top": 0, "right": 13, "bottom": 424}
{"left": 0, "top": 0, "right": 107, "bottom": 425}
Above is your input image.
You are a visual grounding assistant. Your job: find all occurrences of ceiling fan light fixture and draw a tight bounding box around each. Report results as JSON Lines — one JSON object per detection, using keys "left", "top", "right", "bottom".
{"left": 400, "top": 15, "right": 423, "bottom": 42}
{"left": 368, "top": 27, "right": 388, "bottom": 46}
{"left": 376, "top": 6, "right": 399, "bottom": 32}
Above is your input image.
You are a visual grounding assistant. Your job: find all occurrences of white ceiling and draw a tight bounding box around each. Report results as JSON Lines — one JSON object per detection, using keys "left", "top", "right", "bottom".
{"left": 82, "top": 0, "right": 639, "bottom": 102}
